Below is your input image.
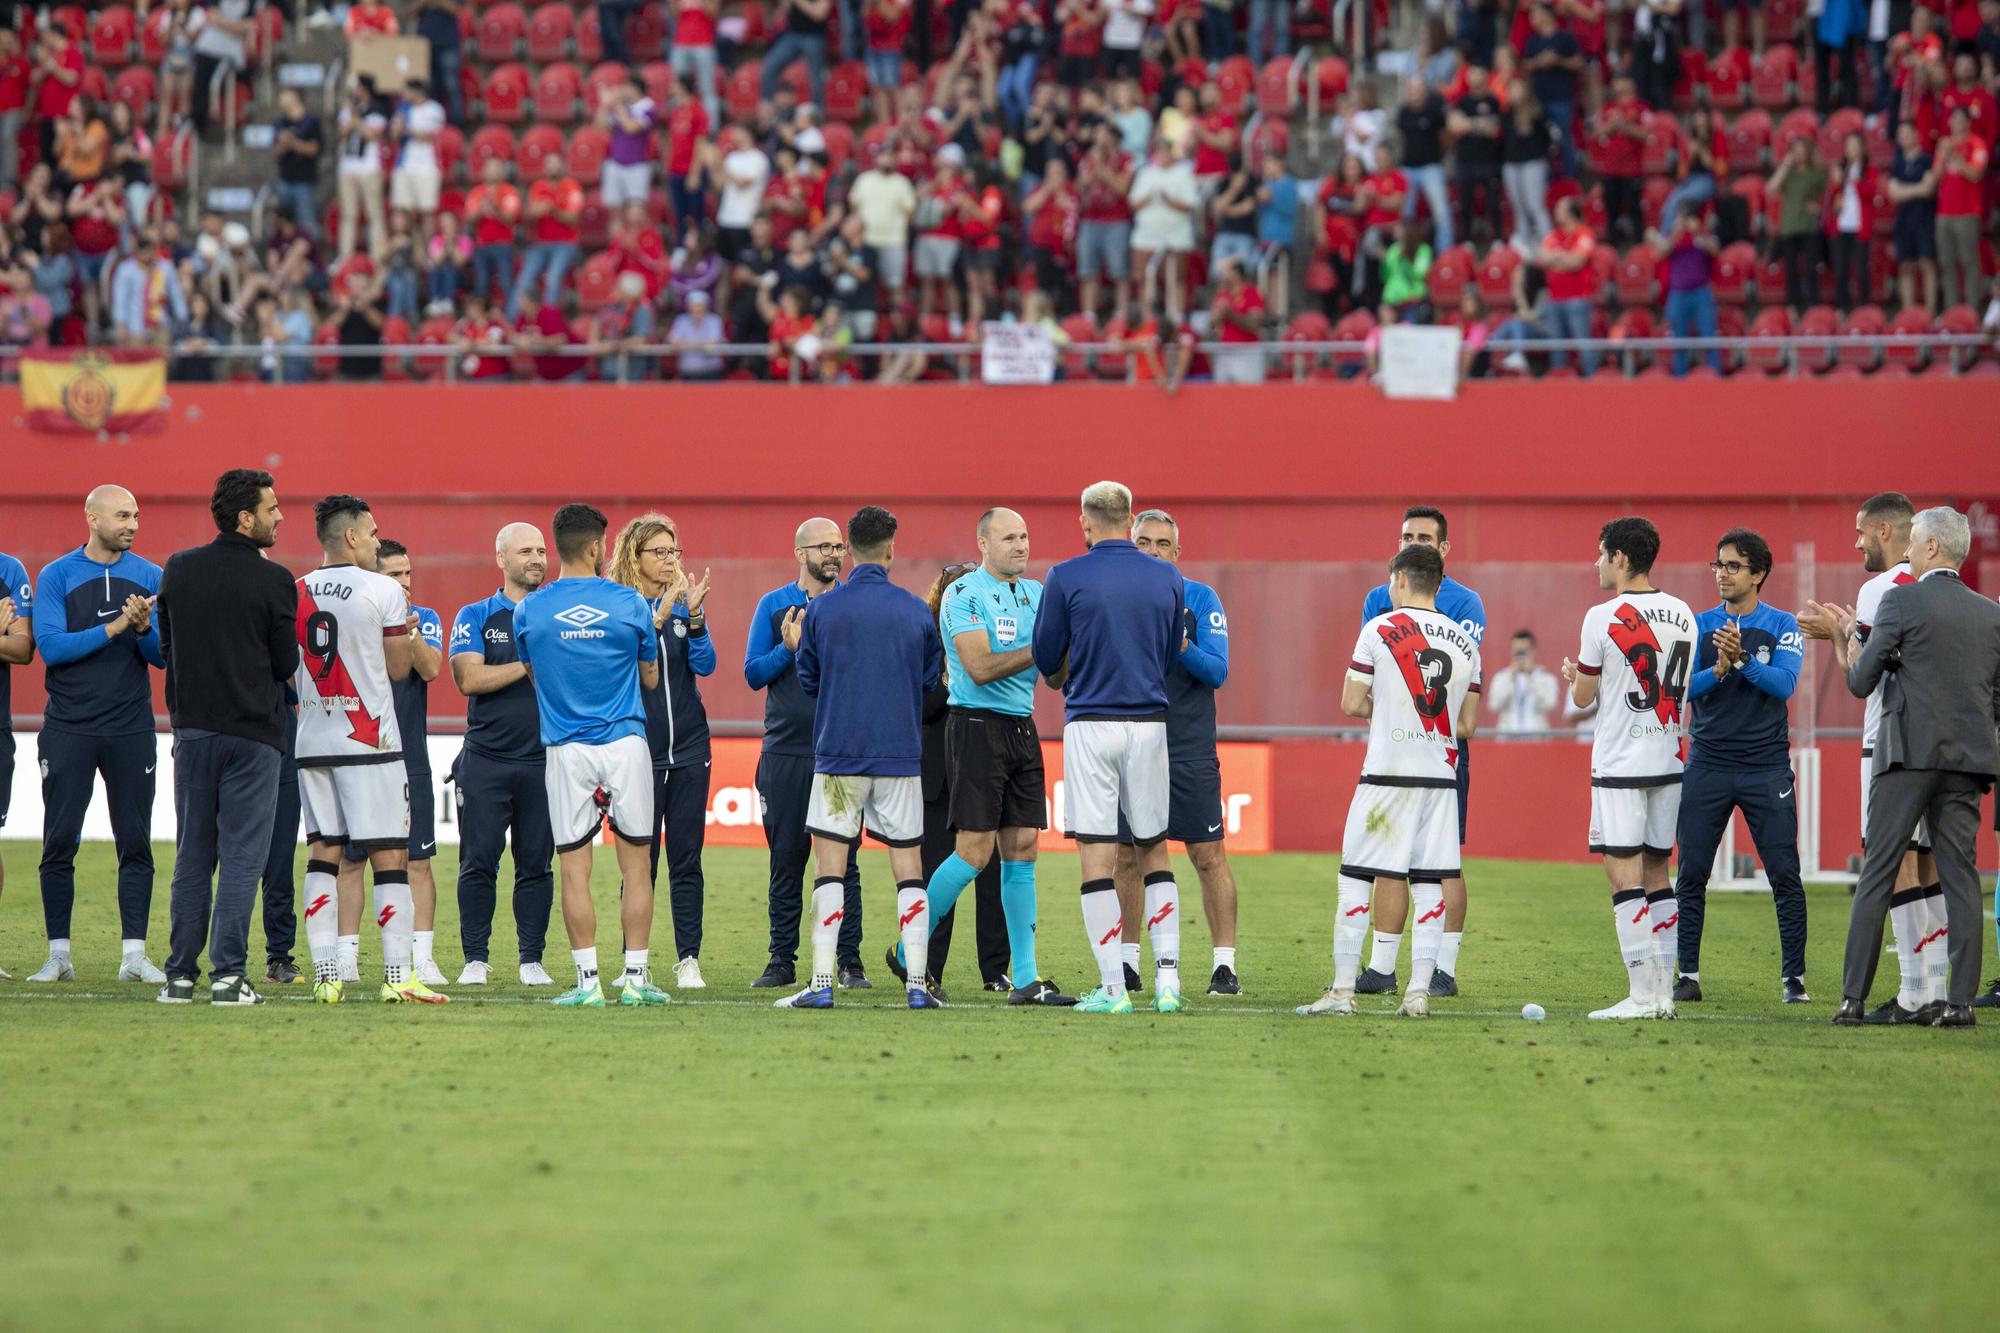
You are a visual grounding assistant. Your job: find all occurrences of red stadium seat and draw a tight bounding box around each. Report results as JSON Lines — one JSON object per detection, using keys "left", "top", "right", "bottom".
{"left": 1058, "top": 313, "right": 1097, "bottom": 378}
{"left": 468, "top": 125, "right": 518, "bottom": 178}
{"left": 535, "top": 62, "right": 584, "bottom": 124}
{"left": 483, "top": 63, "right": 531, "bottom": 124}
{"left": 566, "top": 125, "right": 609, "bottom": 186}
{"left": 141, "top": 6, "right": 172, "bottom": 64}
{"left": 1937, "top": 304, "right": 1984, "bottom": 370}
{"left": 639, "top": 60, "right": 675, "bottom": 109}
{"left": 49, "top": 5, "right": 88, "bottom": 41}
{"left": 725, "top": 63, "right": 761, "bottom": 122}
{"left": 1673, "top": 48, "right": 1707, "bottom": 111}
{"left": 1766, "top": 0, "right": 1804, "bottom": 40}
{"left": 1794, "top": 304, "right": 1840, "bottom": 371}
{"left": 410, "top": 317, "right": 456, "bottom": 380}
{"left": 1476, "top": 245, "right": 1520, "bottom": 306}
{"left": 1706, "top": 49, "right": 1749, "bottom": 110}
{"left": 381, "top": 316, "right": 415, "bottom": 381}
{"left": 577, "top": 5, "right": 603, "bottom": 64}
{"left": 518, "top": 123, "right": 565, "bottom": 178}
{"left": 1641, "top": 112, "right": 1680, "bottom": 177}
{"left": 826, "top": 61, "right": 867, "bottom": 123}
{"left": 248, "top": 7, "right": 284, "bottom": 67}
{"left": 1775, "top": 108, "right": 1819, "bottom": 158}
{"left": 1728, "top": 175, "right": 1769, "bottom": 236}
{"left": 111, "top": 65, "right": 155, "bottom": 122}
{"left": 1280, "top": 311, "right": 1332, "bottom": 377}
{"left": 578, "top": 191, "right": 612, "bottom": 248}
{"left": 90, "top": 5, "right": 137, "bottom": 68}
{"left": 820, "top": 119, "right": 855, "bottom": 175}
{"left": 1750, "top": 44, "right": 1797, "bottom": 110}
{"left": 151, "top": 130, "right": 190, "bottom": 189}
{"left": 1256, "top": 58, "right": 1292, "bottom": 117}
{"left": 739, "top": 0, "right": 773, "bottom": 48}
{"left": 1247, "top": 118, "right": 1288, "bottom": 161}
{"left": 1426, "top": 245, "right": 1474, "bottom": 309}
{"left": 526, "top": 3, "right": 575, "bottom": 62}
{"left": 461, "top": 58, "right": 485, "bottom": 120}
{"left": 1884, "top": 304, "right": 1932, "bottom": 369}
{"left": 1726, "top": 109, "right": 1771, "bottom": 173}
{"left": 575, "top": 250, "right": 622, "bottom": 310}
{"left": 1330, "top": 310, "right": 1375, "bottom": 373}
{"left": 1313, "top": 56, "right": 1348, "bottom": 104}
{"left": 1215, "top": 56, "right": 1254, "bottom": 117}
{"left": 626, "top": 8, "right": 667, "bottom": 61}
{"left": 434, "top": 124, "right": 465, "bottom": 182}
{"left": 477, "top": 2, "right": 527, "bottom": 62}
{"left": 1614, "top": 243, "right": 1659, "bottom": 307}
{"left": 78, "top": 65, "right": 111, "bottom": 104}
{"left": 1744, "top": 306, "right": 1791, "bottom": 373}
{"left": 1713, "top": 241, "right": 1759, "bottom": 304}
{"left": 584, "top": 61, "right": 629, "bottom": 116}
{"left": 1640, "top": 177, "right": 1674, "bottom": 231}
{"left": 1586, "top": 242, "right": 1617, "bottom": 305}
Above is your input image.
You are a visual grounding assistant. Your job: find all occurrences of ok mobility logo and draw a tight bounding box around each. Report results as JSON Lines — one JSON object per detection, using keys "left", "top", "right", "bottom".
{"left": 553, "top": 604, "right": 610, "bottom": 639}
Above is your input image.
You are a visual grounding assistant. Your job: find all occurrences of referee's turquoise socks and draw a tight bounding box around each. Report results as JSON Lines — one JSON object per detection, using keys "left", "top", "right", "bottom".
{"left": 999, "top": 858, "right": 1037, "bottom": 984}
{"left": 896, "top": 853, "right": 982, "bottom": 972}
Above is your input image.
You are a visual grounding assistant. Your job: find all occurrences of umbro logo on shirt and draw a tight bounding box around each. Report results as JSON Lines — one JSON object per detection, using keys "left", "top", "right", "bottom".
{"left": 554, "top": 604, "right": 610, "bottom": 639}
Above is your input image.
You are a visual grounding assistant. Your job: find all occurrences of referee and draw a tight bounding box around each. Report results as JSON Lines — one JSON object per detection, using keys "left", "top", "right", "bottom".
{"left": 28, "top": 485, "right": 166, "bottom": 985}
{"left": 1671, "top": 528, "right": 1810, "bottom": 1004}
{"left": 1032, "top": 480, "right": 1188, "bottom": 1014}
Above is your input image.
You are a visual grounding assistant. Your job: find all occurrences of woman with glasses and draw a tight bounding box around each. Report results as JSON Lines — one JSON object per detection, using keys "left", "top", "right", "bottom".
{"left": 610, "top": 513, "right": 717, "bottom": 991}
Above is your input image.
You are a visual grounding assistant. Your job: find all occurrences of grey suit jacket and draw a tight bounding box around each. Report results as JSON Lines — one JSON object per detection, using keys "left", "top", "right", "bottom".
{"left": 1847, "top": 570, "right": 2000, "bottom": 781}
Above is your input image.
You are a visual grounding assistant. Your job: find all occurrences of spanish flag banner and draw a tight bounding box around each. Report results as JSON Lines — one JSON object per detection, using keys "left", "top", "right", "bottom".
{"left": 21, "top": 349, "right": 167, "bottom": 434}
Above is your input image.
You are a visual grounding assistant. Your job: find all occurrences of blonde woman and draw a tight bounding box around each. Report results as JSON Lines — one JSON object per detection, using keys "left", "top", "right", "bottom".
{"left": 610, "top": 513, "right": 717, "bottom": 989}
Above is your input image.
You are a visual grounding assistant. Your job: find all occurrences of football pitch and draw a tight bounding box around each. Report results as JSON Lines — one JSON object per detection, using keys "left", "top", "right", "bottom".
{"left": 2, "top": 842, "right": 1996, "bottom": 1330}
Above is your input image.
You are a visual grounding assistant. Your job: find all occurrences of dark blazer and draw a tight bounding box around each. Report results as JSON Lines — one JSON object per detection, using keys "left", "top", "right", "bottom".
{"left": 1847, "top": 569, "right": 2000, "bottom": 782}
{"left": 157, "top": 532, "right": 300, "bottom": 750}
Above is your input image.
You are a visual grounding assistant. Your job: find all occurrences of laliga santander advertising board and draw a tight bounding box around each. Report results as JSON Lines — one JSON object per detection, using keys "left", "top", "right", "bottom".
{"left": 0, "top": 736, "right": 1275, "bottom": 854}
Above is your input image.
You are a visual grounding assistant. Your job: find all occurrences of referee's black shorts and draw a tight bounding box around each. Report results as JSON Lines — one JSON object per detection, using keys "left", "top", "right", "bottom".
{"left": 946, "top": 708, "right": 1047, "bottom": 833}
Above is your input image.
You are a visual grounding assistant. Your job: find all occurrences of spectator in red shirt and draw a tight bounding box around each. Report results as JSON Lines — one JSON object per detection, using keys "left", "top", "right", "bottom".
{"left": 1594, "top": 75, "right": 1648, "bottom": 246}
{"left": 1075, "top": 123, "right": 1134, "bottom": 323}
{"left": 1940, "top": 52, "right": 1999, "bottom": 152}
{"left": 914, "top": 144, "right": 968, "bottom": 322}
{"left": 1024, "top": 156, "right": 1078, "bottom": 298}
{"left": 453, "top": 293, "right": 514, "bottom": 379}
{"left": 1358, "top": 143, "right": 1408, "bottom": 306}
{"left": 33, "top": 27, "right": 85, "bottom": 167}
{"left": 1056, "top": 0, "right": 1104, "bottom": 107}
{"left": 760, "top": 283, "right": 818, "bottom": 380}
{"left": 610, "top": 200, "right": 671, "bottom": 299}
{"left": 0, "top": 32, "right": 27, "bottom": 194}
{"left": 66, "top": 177, "right": 125, "bottom": 329}
{"left": 663, "top": 71, "right": 711, "bottom": 234}
{"left": 1208, "top": 256, "right": 1267, "bottom": 384}
{"left": 958, "top": 164, "right": 1007, "bottom": 327}
{"left": 863, "top": 0, "right": 914, "bottom": 123}
{"left": 511, "top": 155, "right": 583, "bottom": 316}
{"left": 1537, "top": 193, "right": 1598, "bottom": 375}
{"left": 1821, "top": 130, "right": 1878, "bottom": 311}
{"left": 514, "top": 289, "right": 588, "bottom": 382}
{"left": 671, "top": 0, "right": 722, "bottom": 126}
{"left": 463, "top": 157, "right": 521, "bottom": 308}
{"left": 346, "top": 0, "right": 401, "bottom": 38}
{"left": 1191, "top": 83, "right": 1238, "bottom": 197}
{"left": 1934, "top": 105, "right": 1990, "bottom": 308}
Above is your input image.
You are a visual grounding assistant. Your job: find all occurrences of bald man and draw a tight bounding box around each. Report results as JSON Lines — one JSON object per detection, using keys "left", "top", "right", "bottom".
{"left": 446, "top": 523, "right": 558, "bottom": 986}
{"left": 26, "top": 485, "right": 166, "bottom": 984}
{"left": 743, "top": 516, "right": 867, "bottom": 989}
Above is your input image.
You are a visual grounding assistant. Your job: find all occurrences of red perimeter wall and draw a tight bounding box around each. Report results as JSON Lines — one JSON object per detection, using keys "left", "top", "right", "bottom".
{"left": 4, "top": 379, "right": 1997, "bottom": 862}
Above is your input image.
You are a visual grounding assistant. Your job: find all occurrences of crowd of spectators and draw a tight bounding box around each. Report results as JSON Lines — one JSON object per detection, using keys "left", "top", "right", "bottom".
{"left": 0, "top": 0, "right": 1993, "bottom": 381}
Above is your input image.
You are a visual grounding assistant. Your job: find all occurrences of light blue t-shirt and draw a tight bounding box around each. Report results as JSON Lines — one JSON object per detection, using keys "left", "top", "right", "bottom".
{"left": 940, "top": 566, "right": 1042, "bottom": 717}
{"left": 514, "top": 575, "right": 658, "bottom": 747}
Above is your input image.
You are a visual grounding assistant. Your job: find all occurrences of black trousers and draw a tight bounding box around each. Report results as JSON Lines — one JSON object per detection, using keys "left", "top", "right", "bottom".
{"left": 38, "top": 728, "right": 155, "bottom": 941}
{"left": 1603, "top": 175, "right": 1644, "bottom": 246}
{"left": 1829, "top": 231, "right": 1867, "bottom": 311}
{"left": 1777, "top": 232, "right": 1820, "bottom": 310}
{"left": 1456, "top": 166, "right": 1504, "bottom": 248}
{"left": 454, "top": 751, "right": 555, "bottom": 964}
{"left": 649, "top": 761, "right": 710, "bottom": 960}
{"left": 1672, "top": 761, "right": 1807, "bottom": 979}
{"left": 758, "top": 750, "right": 863, "bottom": 967}
{"left": 922, "top": 791, "right": 1008, "bottom": 986}
{"left": 259, "top": 742, "right": 300, "bottom": 964}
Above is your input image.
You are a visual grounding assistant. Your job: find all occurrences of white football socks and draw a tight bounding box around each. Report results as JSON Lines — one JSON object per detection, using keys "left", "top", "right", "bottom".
{"left": 1408, "top": 882, "right": 1445, "bottom": 996}
{"left": 1921, "top": 885, "right": 1949, "bottom": 1007}
{"left": 1368, "top": 930, "right": 1401, "bottom": 976}
{"left": 1081, "top": 879, "right": 1125, "bottom": 994}
{"left": 1121, "top": 940, "right": 1142, "bottom": 972}
{"left": 303, "top": 861, "right": 339, "bottom": 981}
{"left": 1143, "top": 871, "right": 1180, "bottom": 991}
{"left": 1332, "top": 875, "right": 1371, "bottom": 992}
{"left": 413, "top": 930, "right": 435, "bottom": 969}
{"left": 624, "top": 948, "right": 648, "bottom": 982}
{"left": 121, "top": 937, "right": 144, "bottom": 961}
{"left": 49, "top": 938, "right": 71, "bottom": 959}
{"left": 572, "top": 947, "right": 599, "bottom": 988}
{"left": 1888, "top": 888, "right": 1927, "bottom": 1010}
{"left": 1647, "top": 890, "right": 1679, "bottom": 998}
{"left": 896, "top": 881, "right": 929, "bottom": 992}
{"left": 809, "top": 877, "right": 842, "bottom": 992}
{"left": 1435, "top": 930, "right": 1463, "bottom": 979}
{"left": 375, "top": 872, "right": 413, "bottom": 985}
{"left": 1612, "top": 889, "right": 1655, "bottom": 1004}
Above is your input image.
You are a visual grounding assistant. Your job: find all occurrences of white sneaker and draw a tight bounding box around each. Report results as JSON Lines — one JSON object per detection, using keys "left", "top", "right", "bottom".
{"left": 0, "top": 963, "right": 12, "bottom": 980}
{"left": 456, "top": 960, "right": 491, "bottom": 985}
{"left": 1589, "top": 995, "right": 1660, "bottom": 1020}
{"left": 519, "top": 962, "right": 554, "bottom": 986}
{"left": 338, "top": 959, "right": 361, "bottom": 984}
{"left": 118, "top": 954, "right": 167, "bottom": 984}
{"left": 1295, "top": 986, "right": 1356, "bottom": 1017}
{"left": 674, "top": 956, "right": 707, "bottom": 989}
{"left": 413, "top": 959, "right": 450, "bottom": 987}
{"left": 26, "top": 955, "right": 74, "bottom": 983}
{"left": 1398, "top": 990, "right": 1430, "bottom": 1018}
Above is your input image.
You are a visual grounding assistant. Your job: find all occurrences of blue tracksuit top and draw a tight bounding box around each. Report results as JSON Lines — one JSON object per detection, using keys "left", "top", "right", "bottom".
{"left": 744, "top": 579, "right": 835, "bottom": 758}
{"left": 796, "top": 563, "right": 942, "bottom": 776}
{"left": 1686, "top": 601, "right": 1801, "bottom": 769}
{"left": 1032, "top": 538, "right": 1186, "bottom": 722}
{"left": 1166, "top": 577, "right": 1230, "bottom": 760}
{"left": 34, "top": 546, "right": 164, "bottom": 735}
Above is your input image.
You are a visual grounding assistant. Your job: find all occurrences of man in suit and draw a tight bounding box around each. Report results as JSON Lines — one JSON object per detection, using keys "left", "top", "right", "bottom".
{"left": 1824, "top": 507, "right": 2000, "bottom": 1029}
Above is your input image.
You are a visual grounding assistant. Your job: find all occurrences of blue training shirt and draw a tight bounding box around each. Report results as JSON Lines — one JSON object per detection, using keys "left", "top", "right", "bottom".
{"left": 34, "top": 546, "right": 164, "bottom": 735}
{"left": 450, "top": 589, "right": 543, "bottom": 762}
{"left": 743, "top": 580, "right": 834, "bottom": 758}
{"left": 1033, "top": 539, "right": 1185, "bottom": 722}
{"left": 514, "top": 575, "right": 657, "bottom": 748}
{"left": 392, "top": 604, "right": 443, "bottom": 775}
{"left": 940, "top": 566, "right": 1041, "bottom": 716}
{"left": 1166, "top": 577, "right": 1230, "bottom": 760}
{"left": 0, "top": 551, "right": 32, "bottom": 744}
{"left": 1686, "top": 601, "right": 1800, "bottom": 769}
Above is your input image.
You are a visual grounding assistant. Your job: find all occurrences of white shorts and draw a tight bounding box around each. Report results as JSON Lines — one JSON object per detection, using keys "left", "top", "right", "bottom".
{"left": 1341, "top": 781, "right": 1460, "bottom": 883}
{"left": 806, "top": 772, "right": 923, "bottom": 846}
{"left": 1861, "top": 756, "right": 1931, "bottom": 852}
{"left": 1589, "top": 783, "right": 1681, "bottom": 859}
{"left": 390, "top": 167, "right": 441, "bottom": 213}
{"left": 601, "top": 160, "right": 653, "bottom": 207}
{"left": 1062, "top": 718, "right": 1169, "bottom": 843}
{"left": 300, "top": 761, "right": 410, "bottom": 852}
{"left": 545, "top": 735, "right": 654, "bottom": 852}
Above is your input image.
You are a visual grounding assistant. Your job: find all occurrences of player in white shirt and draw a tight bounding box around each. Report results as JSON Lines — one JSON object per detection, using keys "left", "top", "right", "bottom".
{"left": 1800, "top": 490, "right": 1947, "bottom": 1015}
{"left": 295, "top": 495, "right": 444, "bottom": 1005}
{"left": 1561, "top": 517, "right": 1697, "bottom": 1021}
{"left": 1298, "top": 546, "right": 1480, "bottom": 1019}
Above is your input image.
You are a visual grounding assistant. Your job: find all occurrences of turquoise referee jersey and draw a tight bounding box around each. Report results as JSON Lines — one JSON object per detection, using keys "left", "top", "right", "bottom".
{"left": 940, "top": 566, "right": 1041, "bottom": 716}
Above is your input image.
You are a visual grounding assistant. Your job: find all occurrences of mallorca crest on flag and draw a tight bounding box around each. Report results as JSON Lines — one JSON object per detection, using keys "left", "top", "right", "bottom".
{"left": 20, "top": 348, "right": 167, "bottom": 434}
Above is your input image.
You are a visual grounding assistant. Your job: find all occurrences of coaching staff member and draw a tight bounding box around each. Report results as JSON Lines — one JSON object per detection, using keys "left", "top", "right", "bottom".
{"left": 1831, "top": 507, "right": 2000, "bottom": 1029}
{"left": 0, "top": 545, "right": 36, "bottom": 982}
{"left": 1033, "top": 480, "right": 1188, "bottom": 1014}
{"left": 744, "top": 517, "right": 866, "bottom": 990}
{"left": 28, "top": 484, "right": 165, "bottom": 985}
{"left": 448, "top": 522, "right": 557, "bottom": 986}
{"left": 1671, "top": 529, "right": 1808, "bottom": 1005}
{"left": 155, "top": 470, "right": 299, "bottom": 1005}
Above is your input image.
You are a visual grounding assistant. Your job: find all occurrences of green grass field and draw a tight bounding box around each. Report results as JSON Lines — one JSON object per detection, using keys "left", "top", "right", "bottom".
{"left": 1, "top": 842, "right": 1997, "bottom": 1330}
